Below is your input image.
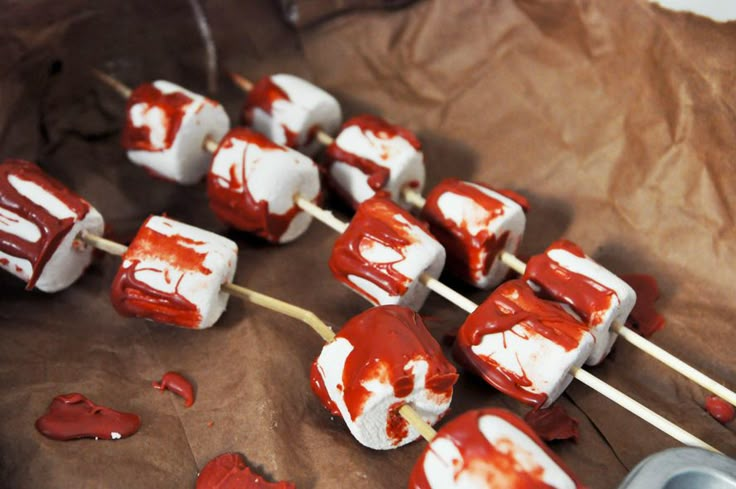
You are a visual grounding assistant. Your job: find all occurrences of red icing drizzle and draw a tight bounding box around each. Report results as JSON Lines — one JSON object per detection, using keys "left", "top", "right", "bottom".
{"left": 454, "top": 279, "right": 589, "bottom": 407}
{"left": 704, "top": 396, "right": 735, "bottom": 424}
{"left": 325, "top": 114, "right": 421, "bottom": 208}
{"left": 110, "top": 217, "right": 210, "bottom": 328}
{"left": 0, "top": 160, "right": 91, "bottom": 289}
{"left": 409, "top": 408, "right": 584, "bottom": 489}
{"left": 329, "top": 196, "right": 433, "bottom": 304}
{"left": 121, "top": 82, "right": 193, "bottom": 152}
{"left": 35, "top": 393, "right": 141, "bottom": 441}
{"left": 207, "top": 128, "right": 307, "bottom": 243}
{"left": 310, "top": 305, "right": 457, "bottom": 445}
{"left": 153, "top": 371, "right": 195, "bottom": 407}
{"left": 524, "top": 405, "right": 579, "bottom": 442}
{"left": 524, "top": 240, "right": 617, "bottom": 328}
{"left": 422, "top": 179, "right": 519, "bottom": 284}
{"left": 196, "top": 453, "right": 295, "bottom": 489}
{"left": 242, "top": 76, "right": 303, "bottom": 148}
{"left": 621, "top": 274, "right": 665, "bottom": 338}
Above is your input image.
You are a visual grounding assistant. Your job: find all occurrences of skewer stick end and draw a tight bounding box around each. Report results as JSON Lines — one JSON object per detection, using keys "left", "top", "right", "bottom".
{"left": 91, "top": 68, "right": 132, "bottom": 99}
{"left": 228, "top": 71, "right": 254, "bottom": 92}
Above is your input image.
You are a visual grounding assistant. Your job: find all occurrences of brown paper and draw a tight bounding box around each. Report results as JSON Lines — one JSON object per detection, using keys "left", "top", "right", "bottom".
{"left": 0, "top": 0, "right": 734, "bottom": 487}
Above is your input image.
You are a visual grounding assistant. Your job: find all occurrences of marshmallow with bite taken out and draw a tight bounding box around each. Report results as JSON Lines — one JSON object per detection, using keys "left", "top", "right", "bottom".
{"left": 329, "top": 196, "right": 445, "bottom": 310}
{"left": 243, "top": 74, "right": 341, "bottom": 156}
{"left": 121, "top": 80, "right": 230, "bottom": 184}
{"left": 324, "top": 115, "right": 425, "bottom": 209}
{"left": 207, "top": 128, "right": 321, "bottom": 244}
{"left": 524, "top": 239, "right": 637, "bottom": 366}
{"left": 409, "top": 408, "right": 583, "bottom": 489}
{"left": 0, "top": 160, "right": 104, "bottom": 292}
{"left": 110, "top": 215, "right": 237, "bottom": 329}
{"left": 422, "top": 179, "right": 527, "bottom": 289}
{"left": 454, "top": 279, "right": 594, "bottom": 408}
{"left": 311, "top": 305, "right": 458, "bottom": 450}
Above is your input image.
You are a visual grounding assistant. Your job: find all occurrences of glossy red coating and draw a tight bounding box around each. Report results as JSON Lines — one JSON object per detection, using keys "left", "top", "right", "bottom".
{"left": 621, "top": 274, "right": 666, "bottom": 338}
{"left": 153, "top": 371, "right": 195, "bottom": 407}
{"left": 196, "top": 453, "right": 295, "bottom": 489}
{"left": 242, "top": 76, "right": 302, "bottom": 147}
{"left": 524, "top": 405, "right": 579, "bottom": 442}
{"left": 705, "top": 396, "right": 735, "bottom": 424}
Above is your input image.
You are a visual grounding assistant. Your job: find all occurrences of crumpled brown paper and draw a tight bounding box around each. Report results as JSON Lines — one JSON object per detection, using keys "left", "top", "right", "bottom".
{"left": 0, "top": 1, "right": 734, "bottom": 488}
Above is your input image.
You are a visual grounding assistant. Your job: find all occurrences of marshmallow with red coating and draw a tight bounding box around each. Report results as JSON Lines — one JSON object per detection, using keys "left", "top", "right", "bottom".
{"left": 409, "top": 408, "right": 583, "bottom": 489}
{"left": 311, "top": 305, "right": 458, "bottom": 450}
{"left": 0, "top": 160, "right": 104, "bottom": 292}
{"left": 110, "top": 215, "right": 237, "bottom": 329}
{"left": 121, "top": 80, "right": 230, "bottom": 184}
{"left": 421, "top": 179, "right": 527, "bottom": 289}
{"left": 207, "top": 128, "right": 321, "bottom": 244}
{"left": 454, "top": 280, "right": 594, "bottom": 408}
{"left": 243, "top": 74, "right": 341, "bottom": 155}
{"left": 324, "top": 115, "right": 425, "bottom": 208}
{"left": 329, "top": 196, "right": 445, "bottom": 310}
{"left": 524, "top": 239, "right": 637, "bottom": 365}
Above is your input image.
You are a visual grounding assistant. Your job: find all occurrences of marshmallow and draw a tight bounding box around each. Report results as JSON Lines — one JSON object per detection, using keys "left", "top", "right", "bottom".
{"left": 524, "top": 240, "right": 637, "bottom": 366}
{"left": 243, "top": 74, "right": 341, "bottom": 155}
{"left": 0, "top": 160, "right": 104, "bottom": 292}
{"left": 324, "top": 115, "right": 425, "bottom": 208}
{"left": 409, "top": 408, "right": 583, "bottom": 489}
{"left": 454, "top": 280, "right": 594, "bottom": 408}
{"left": 311, "top": 305, "right": 458, "bottom": 450}
{"left": 421, "top": 179, "right": 528, "bottom": 289}
{"left": 207, "top": 128, "right": 321, "bottom": 244}
{"left": 110, "top": 215, "right": 237, "bottom": 329}
{"left": 329, "top": 196, "right": 445, "bottom": 310}
{"left": 121, "top": 80, "right": 230, "bottom": 184}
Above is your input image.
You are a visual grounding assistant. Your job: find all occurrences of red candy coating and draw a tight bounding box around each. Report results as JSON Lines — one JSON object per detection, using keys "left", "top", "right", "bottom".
{"left": 242, "top": 76, "right": 301, "bottom": 147}
{"left": 196, "top": 453, "right": 295, "bottom": 489}
{"left": 153, "top": 371, "right": 195, "bottom": 407}
{"left": 524, "top": 405, "right": 579, "bottom": 442}
{"left": 621, "top": 274, "right": 666, "bottom": 338}
{"left": 705, "top": 396, "right": 735, "bottom": 424}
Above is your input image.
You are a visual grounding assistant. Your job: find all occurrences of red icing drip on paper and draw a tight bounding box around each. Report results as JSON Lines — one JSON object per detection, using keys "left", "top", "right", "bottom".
{"left": 207, "top": 128, "right": 305, "bottom": 243}
{"left": 310, "top": 306, "right": 457, "bottom": 445}
{"left": 325, "top": 115, "right": 421, "bottom": 208}
{"left": 196, "top": 453, "right": 295, "bottom": 489}
{"left": 153, "top": 371, "right": 195, "bottom": 407}
{"left": 35, "top": 393, "right": 141, "bottom": 441}
{"left": 0, "top": 160, "right": 91, "bottom": 289}
{"left": 524, "top": 405, "right": 579, "bottom": 442}
{"left": 121, "top": 83, "right": 193, "bottom": 152}
{"left": 454, "top": 280, "right": 589, "bottom": 407}
{"left": 329, "top": 196, "right": 431, "bottom": 304}
{"left": 705, "top": 396, "right": 735, "bottom": 424}
{"left": 422, "top": 179, "right": 516, "bottom": 284}
{"left": 524, "top": 240, "right": 616, "bottom": 328}
{"left": 409, "top": 408, "right": 584, "bottom": 489}
{"left": 621, "top": 274, "right": 666, "bottom": 338}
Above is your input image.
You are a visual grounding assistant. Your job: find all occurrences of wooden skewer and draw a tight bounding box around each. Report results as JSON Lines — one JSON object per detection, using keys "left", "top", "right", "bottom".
{"left": 91, "top": 69, "right": 132, "bottom": 99}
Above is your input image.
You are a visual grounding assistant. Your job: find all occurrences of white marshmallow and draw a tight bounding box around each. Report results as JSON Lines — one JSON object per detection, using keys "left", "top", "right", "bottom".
{"left": 0, "top": 160, "right": 104, "bottom": 292}
{"left": 207, "top": 128, "right": 321, "bottom": 243}
{"left": 245, "top": 74, "right": 341, "bottom": 155}
{"left": 329, "top": 197, "right": 445, "bottom": 310}
{"left": 111, "top": 216, "right": 237, "bottom": 329}
{"left": 326, "top": 115, "right": 425, "bottom": 208}
{"left": 423, "top": 180, "right": 526, "bottom": 289}
{"left": 123, "top": 80, "right": 230, "bottom": 185}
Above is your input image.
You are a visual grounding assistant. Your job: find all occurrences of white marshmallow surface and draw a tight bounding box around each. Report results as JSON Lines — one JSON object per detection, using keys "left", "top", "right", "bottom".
{"left": 124, "top": 80, "right": 230, "bottom": 184}
{"left": 0, "top": 166, "right": 104, "bottom": 293}
{"left": 247, "top": 74, "right": 341, "bottom": 155}
{"left": 113, "top": 216, "right": 237, "bottom": 329}
{"left": 328, "top": 118, "right": 425, "bottom": 208}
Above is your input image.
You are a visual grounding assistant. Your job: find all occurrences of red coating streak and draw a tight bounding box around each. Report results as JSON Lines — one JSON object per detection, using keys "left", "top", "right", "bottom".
{"left": 310, "top": 306, "right": 457, "bottom": 445}
{"left": 329, "top": 196, "right": 431, "bottom": 304}
{"left": 524, "top": 405, "right": 579, "bottom": 442}
{"left": 454, "top": 280, "right": 589, "bottom": 407}
{"left": 121, "top": 83, "right": 193, "bottom": 152}
{"left": 242, "top": 76, "right": 305, "bottom": 148}
{"left": 409, "top": 408, "right": 584, "bottom": 488}
{"left": 421, "top": 179, "right": 516, "bottom": 284}
{"left": 0, "top": 160, "right": 91, "bottom": 289}
{"left": 705, "top": 396, "right": 735, "bottom": 424}
{"left": 196, "top": 453, "right": 295, "bottom": 489}
{"left": 621, "top": 274, "right": 666, "bottom": 338}
{"left": 207, "top": 128, "right": 304, "bottom": 243}
{"left": 325, "top": 115, "right": 421, "bottom": 208}
{"left": 524, "top": 240, "right": 616, "bottom": 328}
{"left": 35, "top": 393, "right": 141, "bottom": 441}
{"left": 153, "top": 371, "right": 195, "bottom": 407}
